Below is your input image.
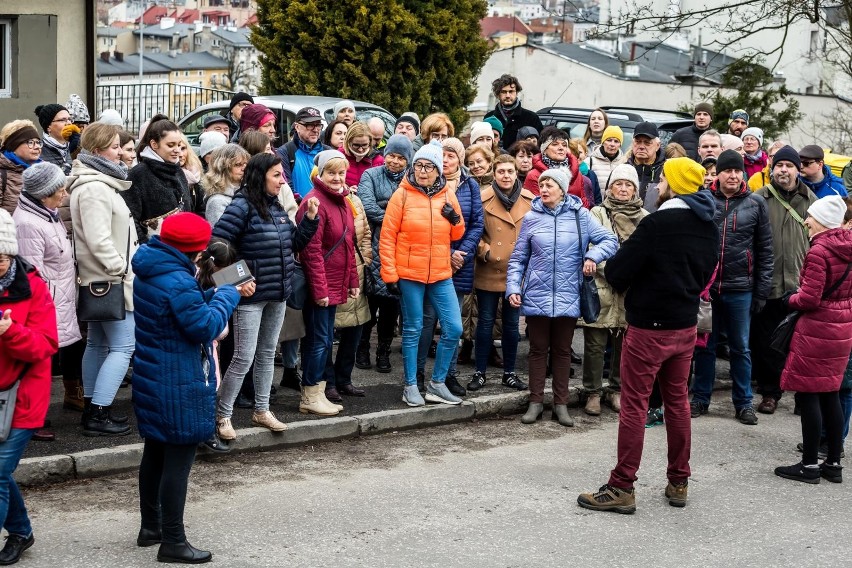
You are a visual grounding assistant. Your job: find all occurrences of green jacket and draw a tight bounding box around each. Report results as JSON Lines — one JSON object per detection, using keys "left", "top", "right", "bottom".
{"left": 753, "top": 180, "right": 817, "bottom": 299}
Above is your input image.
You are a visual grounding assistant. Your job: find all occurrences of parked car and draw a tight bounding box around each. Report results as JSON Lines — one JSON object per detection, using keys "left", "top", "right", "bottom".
{"left": 177, "top": 95, "right": 397, "bottom": 148}
{"left": 536, "top": 106, "right": 694, "bottom": 147}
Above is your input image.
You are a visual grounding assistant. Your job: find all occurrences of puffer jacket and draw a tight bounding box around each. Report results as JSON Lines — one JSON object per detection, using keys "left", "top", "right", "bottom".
{"left": 709, "top": 181, "right": 774, "bottom": 298}
{"left": 0, "top": 152, "right": 27, "bottom": 214}
{"left": 524, "top": 153, "right": 589, "bottom": 208}
{"left": 450, "top": 174, "right": 484, "bottom": 294}
{"left": 669, "top": 124, "right": 710, "bottom": 160}
{"left": 506, "top": 195, "right": 618, "bottom": 318}
{"left": 342, "top": 147, "right": 384, "bottom": 188}
{"left": 359, "top": 165, "right": 403, "bottom": 296}
{"left": 69, "top": 161, "right": 139, "bottom": 311}
{"left": 748, "top": 166, "right": 770, "bottom": 191}
{"left": 379, "top": 175, "right": 465, "bottom": 285}
{"left": 475, "top": 181, "right": 534, "bottom": 292}
{"left": 13, "top": 193, "right": 81, "bottom": 347}
{"left": 586, "top": 145, "right": 625, "bottom": 194}
{"left": 213, "top": 191, "right": 318, "bottom": 305}
{"left": 40, "top": 137, "right": 72, "bottom": 175}
{"left": 0, "top": 258, "right": 58, "bottom": 429}
{"left": 296, "top": 177, "right": 359, "bottom": 306}
{"left": 801, "top": 165, "right": 848, "bottom": 199}
{"left": 743, "top": 150, "right": 768, "bottom": 179}
{"left": 782, "top": 228, "right": 852, "bottom": 393}
{"left": 754, "top": 180, "right": 817, "bottom": 298}
{"left": 124, "top": 155, "right": 192, "bottom": 243}
{"left": 334, "top": 194, "right": 372, "bottom": 328}
{"left": 131, "top": 237, "right": 240, "bottom": 444}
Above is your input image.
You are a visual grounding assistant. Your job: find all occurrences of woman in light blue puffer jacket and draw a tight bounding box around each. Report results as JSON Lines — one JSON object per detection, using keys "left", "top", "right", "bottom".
{"left": 507, "top": 168, "right": 617, "bottom": 427}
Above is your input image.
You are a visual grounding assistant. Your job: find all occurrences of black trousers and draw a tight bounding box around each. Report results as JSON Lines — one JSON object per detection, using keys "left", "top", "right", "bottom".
{"left": 139, "top": 439, "right": 197, "bottom": 543}
{"left": 796, "top": 391, "right": 843, "bottom": 465}
{"left": 325, "top": 324, "right": 363, "bottom": 387}
{"left": 363, "top": 294, "right": 400, "bottom": 344}
{"left": 59, "top": 339, "right": 85, "bottom": 383}
{"left": 751, "top": 299, "right": 788, "bottom": 401}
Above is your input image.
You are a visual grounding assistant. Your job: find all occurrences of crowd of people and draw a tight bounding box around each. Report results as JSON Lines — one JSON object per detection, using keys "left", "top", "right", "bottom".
{"left": 1, "top": 74, "right": 852, "bottom": 562}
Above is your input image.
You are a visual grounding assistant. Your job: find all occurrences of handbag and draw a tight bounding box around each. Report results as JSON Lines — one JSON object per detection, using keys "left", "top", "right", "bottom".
{"left": 574, "top": 210, "right": 601, "bottom": 323}
{"left": 0, "top": 365, "right": 27, "bottom": 443}
{"left": 287, "top": 227, "right": 349, "bottom": 310}
{"left": 354, "top": 244, "right": 377, "bottom": 296}
{"left": 770, "top": 262, "right": 852, "bottom": 355}
{"left": 697, "top": 299, "right": 713, "bottom": 334}
{"left": 74, "top": 226, "right": 131, "bottom": 323}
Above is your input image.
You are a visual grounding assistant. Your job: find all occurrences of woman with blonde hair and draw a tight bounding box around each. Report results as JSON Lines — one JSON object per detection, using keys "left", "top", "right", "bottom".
{"left": 421, "top": 113, "right": 455, "bottom": 144}
{"left": 341, "top": 122, "right": 384, "bottom": 188}
{"left": 202, "top": 144, "right": 250, "bottom": 226}
{"left": 466, "top": 144, "right": 495, "bottom": 187}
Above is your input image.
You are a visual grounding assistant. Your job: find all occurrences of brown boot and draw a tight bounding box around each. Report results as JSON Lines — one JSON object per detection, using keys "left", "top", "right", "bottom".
{"left": 63, "top": 379, "right": 85, "bottom": 412}
{"left": 585, "top": 394, "right": 601, "bottom": 416}
{"left": 609, "top": 392, "right": 621, "bottom": 412}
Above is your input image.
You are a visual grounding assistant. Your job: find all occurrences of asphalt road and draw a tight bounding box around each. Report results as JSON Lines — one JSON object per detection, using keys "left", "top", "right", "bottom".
{"left": 20, "top": 392, "right": 846, "bottom": 568}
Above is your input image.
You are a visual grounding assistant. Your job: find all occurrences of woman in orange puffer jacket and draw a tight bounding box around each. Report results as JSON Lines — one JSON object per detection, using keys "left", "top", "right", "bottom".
{"left": 379, "top": 141, "right": 465, "bottom": 408}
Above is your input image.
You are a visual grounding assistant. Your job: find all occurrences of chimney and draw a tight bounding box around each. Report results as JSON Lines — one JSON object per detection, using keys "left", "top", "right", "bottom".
{"left": 169, "top": 49, "right": 178, "bottom": 58}
{"left": 100, "top": 51, "right": 110, "bottom": 63}
{"left": 114, "top": 51, "right": 124, "bottom": 62}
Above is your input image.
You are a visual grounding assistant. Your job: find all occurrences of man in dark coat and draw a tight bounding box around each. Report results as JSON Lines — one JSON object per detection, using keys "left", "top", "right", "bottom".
{"left": 669, "top": 102, "right": 714, "bottom": 160}
{"left": 484, "top": 74, "right": 543, "bottom": 149}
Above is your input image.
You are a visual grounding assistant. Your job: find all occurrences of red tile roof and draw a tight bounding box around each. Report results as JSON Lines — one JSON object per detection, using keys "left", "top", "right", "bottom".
{"left": 480, "top": 16, "right": 531, "bottom": 39}
{"left": 136, "top": 6, "right": 168, "bottom": 25}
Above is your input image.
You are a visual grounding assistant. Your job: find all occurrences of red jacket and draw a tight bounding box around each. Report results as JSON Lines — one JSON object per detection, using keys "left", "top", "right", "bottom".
{"left": 0, "top": 259, "right": 59, "bottom": 429}
{"left": 524, "top": 153, "right": 590, "bottom": 208}
{"left": 296, "top": 177, "right": 359, "bottom": 306}
{"left": 342, "top": 148, "right": 384, "bottom": 188}
{"left": 782, "top": 229, "right": 852, "bottom": 393}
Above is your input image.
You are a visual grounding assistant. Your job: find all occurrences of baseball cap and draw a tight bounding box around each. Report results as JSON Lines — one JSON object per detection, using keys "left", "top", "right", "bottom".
{"left": 633, "top": 122, "right": 659, "bottom": 139}
{"left": 295, "top": 107, "right": 323, "bottom": 124}
{"left": 798, "top": 145, "right": 825, "bottom": 161}
{"left": 203, "top": 115, "right": 231, "bottom": 129}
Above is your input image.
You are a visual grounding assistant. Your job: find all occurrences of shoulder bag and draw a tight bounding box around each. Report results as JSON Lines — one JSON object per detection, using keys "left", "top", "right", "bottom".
{"left": 354, "top": 244, "right": 377, "bottom": 296}
{"left": 74, "top": 226, "right": 131, "bottom": 322}
{"left": 765, "top": 184, "right": 809, "bottom": 240}
{"left": 574, "top": 209, "right": 601, "bottom": 323}
{"left": 0, "top": 365, "right": 28, "bottom": 443}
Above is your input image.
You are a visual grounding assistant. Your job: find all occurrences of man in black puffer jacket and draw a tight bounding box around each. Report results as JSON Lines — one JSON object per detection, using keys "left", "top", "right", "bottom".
{"left": 690, "top": 150, "right": 774, "bottom": 425}
{"left": 669, "top": 102, "right": 714, "bottom": 160}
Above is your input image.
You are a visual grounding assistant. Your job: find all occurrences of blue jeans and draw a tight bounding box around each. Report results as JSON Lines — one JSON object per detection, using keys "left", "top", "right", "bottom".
{"left": 416, "top": 290, "right": 464, "bottom": 376}
{"left": 399, "top": 278, "right": 462, "bottom": 386}
{"left": 475, "top": 289, "right": 519, "bottom": 373}
{"left": 302, "top": 303, "right": 337, "bottom": 387}
{"left": 692, "top": 291, "right": 753, "bottom": 410}
{"left": 0, "top": 429, "right": 35, "bottom": 538}
{"left": 83, "top": 311, "right": 135, "bottom": 406}
{"left": 324, "top": 324, "right": 363, "bottom": 387}
{"left": 281, "top": 339, "right": 299, "bottom": 368}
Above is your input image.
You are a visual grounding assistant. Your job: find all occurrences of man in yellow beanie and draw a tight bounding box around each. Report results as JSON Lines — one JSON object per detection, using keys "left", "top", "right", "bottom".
{"left": 578, "top": 155, "right": 719, "bottom": 513}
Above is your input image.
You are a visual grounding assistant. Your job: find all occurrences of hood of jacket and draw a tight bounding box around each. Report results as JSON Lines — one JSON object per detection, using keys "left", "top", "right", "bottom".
{"left": 812, "top": 228, "right": 852, "bottom": 263}
{"left": 132, "top": 237, "right": 195, "bottom": 280}
{"left": 69, "top": 162, "right": 133, "bottom": 193}
{"left": 677, "top": 190, "right": 717, "bottom": 222}
{"left": 801, "top": 165, "right": 844, "bottom": 194}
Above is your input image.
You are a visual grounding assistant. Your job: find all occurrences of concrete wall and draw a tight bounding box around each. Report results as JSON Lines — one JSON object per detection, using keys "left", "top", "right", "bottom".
{"left": 0, "top": 1, "right": 92, "bottom": 129}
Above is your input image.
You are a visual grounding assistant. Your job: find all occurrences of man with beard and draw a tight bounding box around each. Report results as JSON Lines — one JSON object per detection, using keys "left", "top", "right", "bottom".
{"left": 484, "top": 74, "right": 543, "bottom": 149}
{"left": 728, "top": 109, "right": 749, "bottom": 137}
{"left": 577, "top": 157, "right": 719, "bottom": 513}
{"left": 751, "top": 147, "right": 818, "bottom": 414}
{"left": 626, "top": 122, "right": 666, "bottom": 211}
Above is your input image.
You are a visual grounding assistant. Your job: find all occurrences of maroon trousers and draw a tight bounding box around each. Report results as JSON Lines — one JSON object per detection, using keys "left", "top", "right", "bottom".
{"left": 608, "top": 325, "right": 696, "bottom": 489}
{"left": 527, "top": 316, "right": 576, "bottom": 405}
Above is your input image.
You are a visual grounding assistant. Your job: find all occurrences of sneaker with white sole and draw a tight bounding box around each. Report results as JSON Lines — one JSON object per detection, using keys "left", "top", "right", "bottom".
{"left": 402, "top": 385, "right": 426, "bottom": 407}
{"left": 425, "top": 381, "right": 463, "bottom": 405}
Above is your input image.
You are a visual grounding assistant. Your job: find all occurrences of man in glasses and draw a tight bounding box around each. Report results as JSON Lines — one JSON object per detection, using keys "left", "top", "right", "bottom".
{"left": 277, "top": 107, "right": 332, "bottom": 198}
{"left": 799, "top": 145, "right": 848, "bottom": 198}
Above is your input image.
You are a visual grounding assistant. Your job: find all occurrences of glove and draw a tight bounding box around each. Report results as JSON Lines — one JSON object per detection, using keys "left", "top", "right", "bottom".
{"left": 780, "top": 290, "right": 795, "bottom": 308}
{"left": 386, "top": 281, "right": 401, "bottom": 296}
{"left": 441, "top": 202, "right": 462, "bottom": 226}
{"left": 61, "top": 123, "right": 81, "bottom": 141}
{"left": 751, "top": 298, "right": 766, "bottom": 314}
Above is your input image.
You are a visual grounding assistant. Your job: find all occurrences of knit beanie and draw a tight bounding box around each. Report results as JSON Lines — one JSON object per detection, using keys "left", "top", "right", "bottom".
{"left": 483, "top": 116, "right": 504, "bottom": 136}
{"left": 412, "top": 141, "right": 444, "bottom": 176}
{"left": 694, "top": 102, "right": 714, "bottom": 118}
{"left": 442, "top": 137, "right": 466, "bottom": 164}
{"left": 0, "top": 209, "right": 17, "bottom": 257}
{"left": 383, "top": 134, "right": 413, "bottom": 164}
{"left": 240, "top": 104, "right": 275, "bottom": 133}
{"left": 333, "top": 100, "right": 355, "bottom": 117}
{"left": 160, "top": 213, "right": 211, "bottom": 253}
{"left": 65, "top": 94, "right": 90, "bottom": 124}
{"left": 772, "top": 145, "right": 801, "bottom": 170}
{"left": 740, "top": 127, "right": 764, "bottom": 147}
{"left": 807, "top": 196, "right": 847, "bottom": 230}
{"left": 469, "top": 121, "right": 493, "bottom": 145}
{"left": 314, "top": 149, "right": 347, "bottom": 176}
{"left": 199, "top": 131, "right": 228, "bottom": 158}
{"left": 516, "top": 126, "right": 539, "bottom": 141}
{"left": 229, "top": 92, "right": 254, "bottom": 113}
{"left": 601, "top": 125, "right": 624, "bottom": 145}
{"left": 729, "top": 109, "right": 749, "bottom": 125}
{"left": 395, "top": 114, "right": 420, "bottom": 135}
{"left": 716, "top": 149, "right": 744, "bottom": 173}
{"left": 607, "top": 163, "right": 639, "bottom": 191}
{"left": 34, "top": 104, "right": 68, "bottom": 132}
{"left": 23, "top": 162, "right": 67, "bottom": 200}
{"left": 663, "top": 157, "right": 706, "bottom": 195}
{"left": 1, "top": 124, "right": 40, "bottom": 152}
{"left": 99, "top": 109, "right": 125, "bottom": 127}
{"left": 539, "top": 168, "right": 571, "bottom": 196}
{"left": 719, "top": 134, "right": 743, "bottom": 152}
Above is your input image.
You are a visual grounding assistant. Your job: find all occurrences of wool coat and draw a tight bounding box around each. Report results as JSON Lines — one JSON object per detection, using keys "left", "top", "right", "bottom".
{"left": 475, "top": 182, "right": 534, "bottom": 292}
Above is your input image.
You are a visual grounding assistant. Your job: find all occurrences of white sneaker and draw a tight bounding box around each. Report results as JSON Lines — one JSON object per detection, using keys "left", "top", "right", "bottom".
{"left": 425, "top": 381, "right": 462, "bottom": 405}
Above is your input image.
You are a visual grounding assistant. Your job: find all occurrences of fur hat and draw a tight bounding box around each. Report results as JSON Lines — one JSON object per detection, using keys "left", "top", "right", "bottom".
{"left": 199, "top": 131, "right": 228, "bottom": 158}
{"left": 663, "top": 157, "right": 706, "bottom": 195}
{"left": 0, "top": 209, "right": 17, "bottom": 257}
{"left": 160, "top": 213, "right": 211, "bottom": 253}
{"left": 23, "top": 162, "right": 67, "bottom": 200}
{"left": 34, "top": 104, "right": 68, "bottom": 132}
{"left": 65, "top": 94, "right": 90, "bottom": 124}
{"left": 607, "top": 163, "right": 639, "bottom": 192}
{"left": 469, "top": 122, "right": 493, "bottom": 145}
{"left": 441, "top": 137, "right": 466, "bottom": 164}
{"left": 807, "top": 196, "right": 847, "bottom": 230}
{"left": 539, "top": 168, "right": 572, "bottom": 196}
{"left": 383, "top": 134, "right": 413, "bottom": 164}
{"left": 412, "top": 141, "right": 444, "bottom": 176}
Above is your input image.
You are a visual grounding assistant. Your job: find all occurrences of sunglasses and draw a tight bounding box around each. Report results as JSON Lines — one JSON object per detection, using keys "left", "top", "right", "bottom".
{"left": 800, "top": 160, "right": 819, "bottom": 167}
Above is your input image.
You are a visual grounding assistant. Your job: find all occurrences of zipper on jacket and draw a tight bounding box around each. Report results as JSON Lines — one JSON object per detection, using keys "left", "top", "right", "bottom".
{"left": 552, "top": 213, "right": 557, "bottom": 317}
{"left": 717, "top": 198, "right": 728, "bottom": 295}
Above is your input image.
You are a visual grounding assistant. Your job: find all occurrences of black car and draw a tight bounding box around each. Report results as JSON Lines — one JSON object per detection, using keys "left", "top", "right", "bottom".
{"left": 537, "top": 106, "right": 694, "bottom": 147}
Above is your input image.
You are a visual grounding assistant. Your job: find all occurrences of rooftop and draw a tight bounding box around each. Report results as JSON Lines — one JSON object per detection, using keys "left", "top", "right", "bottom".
{"left": 97, "top": 26, "right": 127, "bottom": 38}
{"left": 480, "top": 16, "right": 532, "bottom": 39}
{"left": 97, "top": 51, "right": 229, "bottom": 76}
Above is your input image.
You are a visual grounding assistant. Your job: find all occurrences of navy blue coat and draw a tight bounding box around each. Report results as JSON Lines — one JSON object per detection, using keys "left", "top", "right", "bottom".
{"left": 451, "top": 174, "right": 484, "bottom": 294}
{"left": 131, "top": 237, "right": 240, "bottom": 444}
{"left": 212, "top": 191, "right": 318, "bottom": 304}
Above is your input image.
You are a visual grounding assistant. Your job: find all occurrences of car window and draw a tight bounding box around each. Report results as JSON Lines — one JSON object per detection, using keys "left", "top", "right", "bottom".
{"left": 181, "top": 108, "right": 229, "bottom": 146}
{"left": 356, "top": 109, "right": 397, "bottom": 139}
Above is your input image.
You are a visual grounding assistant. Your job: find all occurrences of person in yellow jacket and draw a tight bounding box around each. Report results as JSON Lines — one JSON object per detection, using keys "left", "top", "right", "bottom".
{"left": 748, "top": 140, "right": 787, "bottom": 191}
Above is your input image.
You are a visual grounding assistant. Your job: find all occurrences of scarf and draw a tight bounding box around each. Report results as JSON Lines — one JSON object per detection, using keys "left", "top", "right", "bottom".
{"left": 385, "top": 165, "right": 405, "bottom": 184}
{"left": 182, "top": 167, "right": 202, "bottom": 186}
{"left": 0, "top": 260, "right": 16, "bottom": 295}
{"left": 42, "top": 134, "right": 68, "bottom": 153}
{"left": 77, "top": 149, "right": 128, "bottom": 180}
{"left": 1, "top": 150, "right": 37, "bottom": 169}
{"left": 497, "top": 98, "right": 521, "bottom": 123}
{"left": 492, "top": 179, "right": 522, "bottom": 211}
{"left": 444, "top": 169, "right": 461, "bottom": 194}
{"left": 406, "top": 169, "right": 445, "bottom": 197}
{"left": 541, "top": 155, "right": 569, "bottom": 170}
{"left": 745, "top": 150, "right": 765, "bottom": 162}
{"left": 474, "top": 172, "right": 494, "bottom": 187}
{"left": 602, "top": 194, "right": 645, "bottom": 243}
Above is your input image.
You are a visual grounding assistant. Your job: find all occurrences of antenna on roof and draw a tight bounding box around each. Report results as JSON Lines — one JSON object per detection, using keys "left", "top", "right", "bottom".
{"left": 550, "top": 82, "right": 574, "bottom": 107}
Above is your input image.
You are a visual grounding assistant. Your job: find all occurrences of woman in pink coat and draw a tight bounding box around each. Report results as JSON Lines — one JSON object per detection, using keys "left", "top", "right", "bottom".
{"left": 775, "top": 196, "right": 852, "bottom": 484}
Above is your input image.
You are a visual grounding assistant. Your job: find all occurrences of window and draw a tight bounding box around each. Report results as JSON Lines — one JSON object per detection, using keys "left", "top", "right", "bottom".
{"left": 0, "top": 19, "right": 11, "bottom": 98}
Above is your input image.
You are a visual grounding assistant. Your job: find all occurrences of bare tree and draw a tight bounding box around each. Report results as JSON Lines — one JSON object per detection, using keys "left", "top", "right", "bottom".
{"left": 214, "top": 46, "right": 257, "bottom": 93}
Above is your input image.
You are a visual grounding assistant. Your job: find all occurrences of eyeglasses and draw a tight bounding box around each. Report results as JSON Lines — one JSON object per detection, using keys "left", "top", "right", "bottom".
{"left": 800, "top": 160, "right": 819, "bottom": 167}
{"left": 414, "top": 162, "right": 436, "bottom": 173}
{"left": 430, "top": 133, "right": 448, "bottom": 141}
{"left": 51, "top": 117, "right": 72, "bottom": 124}
{"left": 350, "top": 143, "right": 370, "bottom": 150}
{"left": 298, "top": 122, "right": 322, "bottom": 130}
{"left": 26, "top": 139, "right": 43, "bottom": 149}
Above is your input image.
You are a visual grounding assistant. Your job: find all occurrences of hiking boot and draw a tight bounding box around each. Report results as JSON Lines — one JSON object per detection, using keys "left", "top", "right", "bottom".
{"left": 584, "top": 394, "right": 601, "bottom": 416}
{"left": 467, "top": 370, "right": 486, "bottom": 391}
{"left": 502, "top": 372, "right": 527, "bottom": 391}
{"left": 757, "top": 396, "right": 777, "bottom": 414}
{"left": 520, "top": 402, "right": 544, "bottom": 424}
{"left": 774, "top": 462, "right": 820, "bottom": 484}
{"left": 736, "top": 406, "right": 758, "bottom": 425}
{"left": 252, "top": 411, "right": 287, "bottom": 432}
{"left": 402, "top": 385, "right": 425, "bottom": 407}
{"left": 577, "top": 484, "right": 636, "bottom": 514}
{"left": 608, "top": 392, "right": 621, "bottom": 412}
{"left": 645, "top": 407, "right": 664, "bottom": 428}
{"left": 425, "top": 381, "right": 463, "bottom": 405}
{"left": 416, "top": 370, "right": 426, "bottom": 393}
{"left": 690, "top": 402, "right": 708, "bottom": 418}
{"left": 665, "top": 481, "right": 688, "bottom": 507}
{"left": 445, "top": 373, "right": 467, "bottom": 397}
{"left": 820, "top": 462, "right": 843, "bottom": 483}
{"left": 83, "top": 405, "right": 131, "bottom": 437}
{"left": 375, "top": 341, "right": 392, "bottom": 373}
{"left": 216, "top": 416, "right": 236, "bottom": 441}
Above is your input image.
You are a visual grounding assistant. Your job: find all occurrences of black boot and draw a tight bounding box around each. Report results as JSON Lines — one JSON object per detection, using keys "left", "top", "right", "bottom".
{"left": 376, "top": 340, "right": 392, "bottom": 374}
{"left": 137, "top": 527, "right": 162, "bottom": 547}
{"left": 279, "top": 367, "right": 301, "bottom": 391}
{"left": 109, "top": 407, "right": 129, "bottom": 424}
{"left": 445, "top": 372, "right": 467, "bottom": 397}
{"left": 355, "top": 338, "right": 372, "bottom": 370}
{"left": 157, "top": 541, "right": 212, "bottom": 564}
{"left": 457, "top": 339, "right": 473, "bottom": 365}
{"left": 83, "top": 405, "right": 131, "bottom": 437}
{"left": 0, "top": 533, "right": 34, "bottom": 564}
{"left": 80, "top": 397, "right": 92, "bottom": 426}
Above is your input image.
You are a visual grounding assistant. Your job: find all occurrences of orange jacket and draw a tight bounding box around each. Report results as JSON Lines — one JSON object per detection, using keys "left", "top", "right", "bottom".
{"left": 379, "top": 176, "right": 465, "bottom": 284}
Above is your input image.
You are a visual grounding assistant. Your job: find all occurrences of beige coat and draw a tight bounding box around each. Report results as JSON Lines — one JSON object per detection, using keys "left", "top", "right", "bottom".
{"left": 69, "top": 162, "right": 139, "bottom": 312}
{"left": 475, "top": 185, "right": 534, "bottom": 292}
{"left": 335, "top": 194, "right": 372, "bottom": 329}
